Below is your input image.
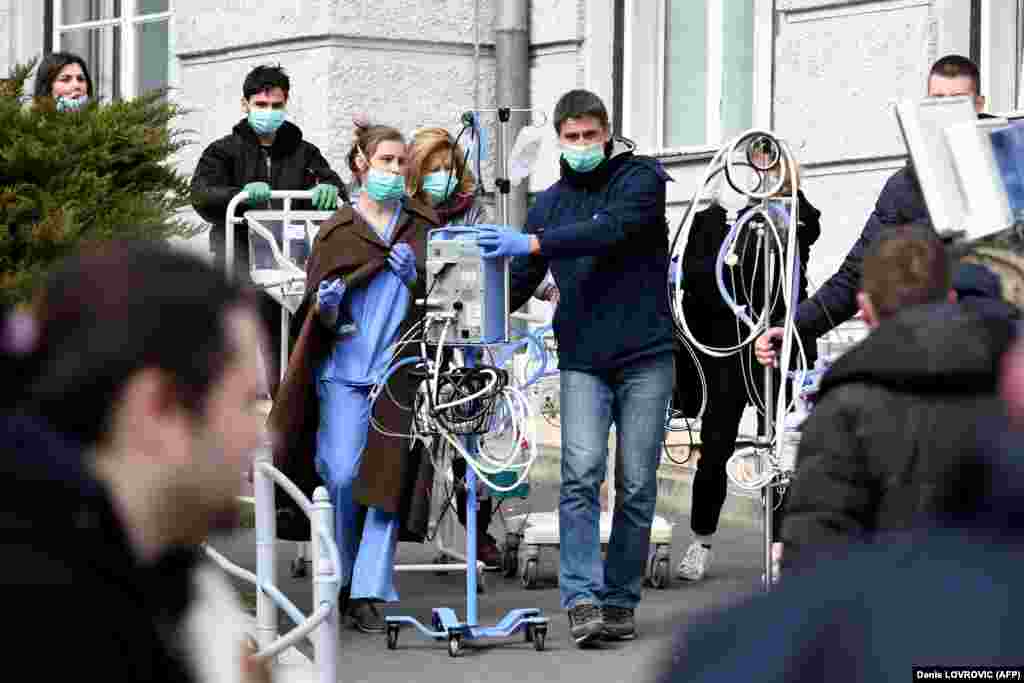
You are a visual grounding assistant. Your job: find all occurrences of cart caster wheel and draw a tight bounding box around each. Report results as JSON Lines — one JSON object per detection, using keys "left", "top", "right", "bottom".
{"left": 477, "top": 569, "right": 487, "bottom": 594}
{"left": 521, "top": 559, "right": 539, "bottom": 589}
{"left": 502, "top": 545, "right": 519, "bottom": 578}
{"left": 524, "top": 624, "right": 534, "bottom": 643}
{"left": 386, "top": 625, "right": 399, "bottom": 650}
{"left": 448, "top": 634, "right": 462, "bottom": 658}
{"left": 290, "top": 557, "right": 307, "bottom": 579}
{"left": 533, "top": 626, "right": 547, "bottom": 652}
{"left": 649, "top": 558, "right": 670, "bottom": 589}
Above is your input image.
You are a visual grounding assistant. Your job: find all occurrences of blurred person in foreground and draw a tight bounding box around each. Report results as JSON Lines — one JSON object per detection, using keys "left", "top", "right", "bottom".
{"left": 654, "top": 231, "right": 1024, "bottom": 683}
{"left": 780, "top": 225, "right": 1016, "bottom": 566}
{"left": 1, "top": 242, "right": 276, "bottom": 682}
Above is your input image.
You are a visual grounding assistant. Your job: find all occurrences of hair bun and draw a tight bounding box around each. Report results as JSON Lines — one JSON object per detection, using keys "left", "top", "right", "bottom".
{"left": 1, "top": 308, "right": 39, "bottom": 357}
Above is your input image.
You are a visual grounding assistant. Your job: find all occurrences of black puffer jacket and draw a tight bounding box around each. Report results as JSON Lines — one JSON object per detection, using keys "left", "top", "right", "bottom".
{"left": 190, "top": 119, "right": 346, "bottom": 235}
{"left": 781, "top": 302, "right": 1016, "bottom": 564}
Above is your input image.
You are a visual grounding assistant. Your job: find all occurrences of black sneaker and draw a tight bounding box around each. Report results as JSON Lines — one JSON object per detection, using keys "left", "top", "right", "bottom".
{"left": 601, "top": 605, "right": 636, "bottom": 640}
{"left": 567, "top": 601, "right": 604, "bottom": 646}
{"left": 349, "top": 599, "right": 385, "bottom": 633}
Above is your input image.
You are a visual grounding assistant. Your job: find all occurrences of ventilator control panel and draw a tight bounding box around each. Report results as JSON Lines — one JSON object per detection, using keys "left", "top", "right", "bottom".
{"left": 424, "top": 231, "right": 510, "bottom": 345}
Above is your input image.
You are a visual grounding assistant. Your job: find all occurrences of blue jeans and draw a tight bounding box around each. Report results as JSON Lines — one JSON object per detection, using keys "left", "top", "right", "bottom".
{"left": 558, "top": 351, "right": 675, "bottom": 610}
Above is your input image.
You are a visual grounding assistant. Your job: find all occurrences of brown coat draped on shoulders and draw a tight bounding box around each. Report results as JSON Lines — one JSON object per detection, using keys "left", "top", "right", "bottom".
{"left": 268, "top": 198, "right": 439, "bottom": 524}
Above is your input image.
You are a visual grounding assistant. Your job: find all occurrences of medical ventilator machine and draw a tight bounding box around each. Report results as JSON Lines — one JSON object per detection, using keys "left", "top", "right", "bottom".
{"left": 381, "top": 108, "right": 553, "bottom": 656}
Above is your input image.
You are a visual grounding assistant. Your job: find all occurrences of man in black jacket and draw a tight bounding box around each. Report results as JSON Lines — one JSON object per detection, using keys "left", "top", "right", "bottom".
{"left": 3, "top": 243, "right": 268, "bottom": 682}
{"left": 780, "top": 226, "right": 1016, "bottom": 565}
{"left": 754, "top": 55, "right": 990, "bottom": 367}
{"left": 191, "top": 64, "right": 346, "bottom": 396}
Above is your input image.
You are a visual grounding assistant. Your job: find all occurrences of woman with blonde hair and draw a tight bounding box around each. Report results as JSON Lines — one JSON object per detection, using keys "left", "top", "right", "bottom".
{"left": 406, "top": 126, "right": 557, "bottom": 568}
{"left": 408, "top": 126, "right": 486, "bottom": 225}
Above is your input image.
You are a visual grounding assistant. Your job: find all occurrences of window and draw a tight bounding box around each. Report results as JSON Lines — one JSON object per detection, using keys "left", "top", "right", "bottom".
{"left": 623, "top": 0, "right": 771, "bottom": 155}
{"left": 52, "top": 0, "right": 173, "bottom": 101}
{"left": 971, "top": 0, "right": 1024, "bottom": 114}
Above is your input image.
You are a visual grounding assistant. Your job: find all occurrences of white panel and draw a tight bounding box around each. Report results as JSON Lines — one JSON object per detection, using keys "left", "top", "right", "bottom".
{"left": 945, "top": 118, "right": 1014, "bottom": 239}
{"left": 893, "top": 95, "right": 976, "bottom": 233}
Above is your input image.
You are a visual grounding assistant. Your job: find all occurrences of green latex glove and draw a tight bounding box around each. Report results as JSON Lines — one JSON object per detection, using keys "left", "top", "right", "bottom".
{"left": 311, "top": 184, "right": 339, "bottom": 210}
{"left": 243, "top": 181, "right": 271, "bottom": 203}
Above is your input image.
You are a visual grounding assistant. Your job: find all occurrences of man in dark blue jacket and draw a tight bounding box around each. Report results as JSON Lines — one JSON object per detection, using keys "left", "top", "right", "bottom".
{"left": 755, "top": 55, "right": 990, "bottom": 366}
{"left": 477, "top": 90, "right": 675, "bottom": 646}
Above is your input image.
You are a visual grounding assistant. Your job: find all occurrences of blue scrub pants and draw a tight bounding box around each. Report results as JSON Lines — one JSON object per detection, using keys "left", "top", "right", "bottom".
{"left": 314, "top": 380, "right": 399, "bottom": 602}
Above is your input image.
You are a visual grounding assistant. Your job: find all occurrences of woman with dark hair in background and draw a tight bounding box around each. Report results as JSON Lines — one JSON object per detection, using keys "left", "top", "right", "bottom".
{"left": 33, "top": 51, "right": 93, "bottom": 111}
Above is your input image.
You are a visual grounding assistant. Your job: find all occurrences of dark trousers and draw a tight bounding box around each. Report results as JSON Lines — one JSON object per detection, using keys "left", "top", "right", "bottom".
{"left": 210, "top": 223, "right": 283, "bottom": 398}
{"left": 678, "top": 349, "right": 787, "bottom": 540}
{"left": 451, "top": 457, "right": 496, "bottom": 544}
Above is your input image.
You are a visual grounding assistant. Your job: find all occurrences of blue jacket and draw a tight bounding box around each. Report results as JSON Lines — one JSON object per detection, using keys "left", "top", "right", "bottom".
{"left": 509, "top": 139, "right": 675, "bottom": 372}
{"left": 794, "top": 165, "right": 928, "bottom": 340}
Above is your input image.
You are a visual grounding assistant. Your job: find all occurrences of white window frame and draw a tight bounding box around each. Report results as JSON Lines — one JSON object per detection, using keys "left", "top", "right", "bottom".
{"left": 623, "top": 0, "right": 772, "bottom": 157}
{"left": 52, "top": 0, "right": 175, "bottom": 100}
{"left": 977, "top": 0, "right": 1023, "bottom": 115}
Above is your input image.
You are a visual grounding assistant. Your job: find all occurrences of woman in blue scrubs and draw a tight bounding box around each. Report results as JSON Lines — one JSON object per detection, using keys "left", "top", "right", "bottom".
{"left": 309, "top": 122, "right": 436, "bottom": 633}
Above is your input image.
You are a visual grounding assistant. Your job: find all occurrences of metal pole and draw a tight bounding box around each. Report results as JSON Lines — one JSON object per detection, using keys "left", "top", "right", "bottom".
{"left": 280, "top": 310, "right": 289, "bottom": 383}
{"left": 495, "top": 0, "right": 530, "bottom": 230}
{"left": 255, "top": 448, "right": 278, "bottom": 649}
{"left": 473, "top": 0, "right": 481, "bottom": 113}
{"left": 311, "top": 487, "right": 339, "bottom": 683}
{"left": 464, "top": 350, "right": 479, "bottom": 627}
{"left": 762, "top": 211, "right": 776, "bottom": 592}
{"left": 497, "top": 109, "right": 509, "bottom": 225}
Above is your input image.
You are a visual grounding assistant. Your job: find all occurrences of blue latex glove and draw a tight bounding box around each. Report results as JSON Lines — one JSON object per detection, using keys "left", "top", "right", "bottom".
{"left": 476, "top": 226, "right": 533, "bottom": 259}
{"left": 387, "top": 243, "right": 417, "bottom": 285}
{"left": 317, "top": 278, "right": 346, "bottom": 313}
{"left": 244, "top": 181, "right": 271, "bottom": 203}
{"left": 310, "top": 184, "right": 338, "bottom": 210}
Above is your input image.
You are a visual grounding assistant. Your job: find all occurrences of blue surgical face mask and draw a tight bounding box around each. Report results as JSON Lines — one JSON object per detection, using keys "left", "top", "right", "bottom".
{"left": 55, "top": 95, "right": 88, "bottom": 112}
{"left": 365, "top": 168, "right": 406, "bottom": 202}
{"left": 422, "top": 170, "right": 456, "bottom": 203}
{"left": 248, "top": 108, "right": 286, "bottom": 136}
{"left": 560, "top": 142, "right": 606, "bottom": 173}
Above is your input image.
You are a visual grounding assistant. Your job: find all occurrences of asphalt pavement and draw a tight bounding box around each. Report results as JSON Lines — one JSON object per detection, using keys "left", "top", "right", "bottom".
{"left": 212, "top": 470, "right": 768, "bottom": 683}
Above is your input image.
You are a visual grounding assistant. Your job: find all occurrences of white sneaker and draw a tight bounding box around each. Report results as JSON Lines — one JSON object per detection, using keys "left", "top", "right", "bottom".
{"left": 677, "top": 541, "right": 712, "bottom": 581}
{"left": 666, "top": 410, "right": 700, "bottom": 433}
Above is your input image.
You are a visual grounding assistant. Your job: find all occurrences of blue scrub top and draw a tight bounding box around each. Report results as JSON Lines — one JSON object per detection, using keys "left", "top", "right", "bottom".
{"left": 318, "top": 200, "right": 412, "bottom": 386}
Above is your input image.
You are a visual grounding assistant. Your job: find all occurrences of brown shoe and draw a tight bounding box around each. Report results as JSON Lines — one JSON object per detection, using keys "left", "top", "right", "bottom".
{"left": 349, "top": 599, "right": 385, "bottom": 633}
{"left": 478, "top": 538, "right": 501, "bottom": 570}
